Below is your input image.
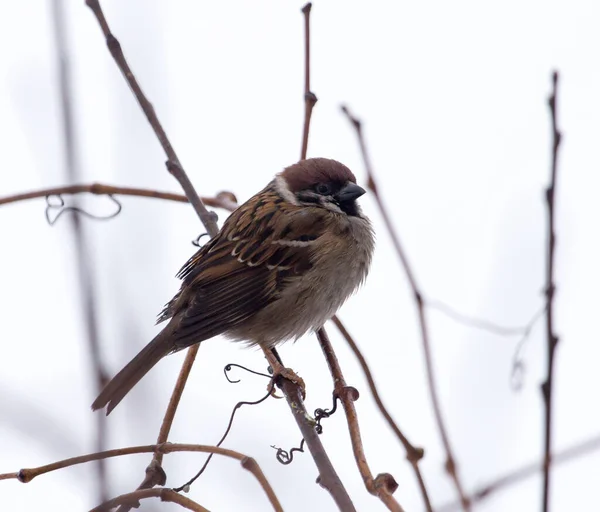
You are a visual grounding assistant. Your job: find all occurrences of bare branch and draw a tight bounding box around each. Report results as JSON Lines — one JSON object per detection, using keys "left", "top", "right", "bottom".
{"left": 331, "top": 316, "right": 432, "bottom": 511}
{"left": 341, "top": 105, "right": 470, "bottom": 510}
{"left": 541, "top": 70, "right": 562, "bottom": 512}
{"left": 85, "top": 0, "right": 218, "bottom": 237}
{"left": 0, "top": 184, "right": 238, "bottom": 212}
{"left": 316, "top": 327, "right": 406, "bottom": 512}
{"left": 83, "top": 1, "right": 229, "bottom": 503}
{"left": 437, "top": 434, "right": 600, "bottom": 512}
{"left": 300, "top": 3, "right": 318, "bottom": 161}
{"left": 1, "top": 443, "right": 282, "bottom": 512}
{"left": 91, "top": 488, "right": 210, "bottom": 512}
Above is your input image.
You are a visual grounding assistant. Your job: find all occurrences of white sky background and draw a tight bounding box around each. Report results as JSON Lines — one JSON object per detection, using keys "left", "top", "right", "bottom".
{"left": 0, "top": 0, "right": 599, "bottom": 511}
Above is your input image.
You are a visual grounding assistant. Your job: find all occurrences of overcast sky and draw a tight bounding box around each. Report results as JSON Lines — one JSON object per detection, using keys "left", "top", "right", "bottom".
{"left": 1, "top": 1, "right": 599, "bottom": 511}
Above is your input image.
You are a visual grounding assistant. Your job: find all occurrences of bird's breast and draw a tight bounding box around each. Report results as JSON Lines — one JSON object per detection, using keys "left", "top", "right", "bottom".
{"left": 229, "top": 215, "right": 374, "bottom": 347}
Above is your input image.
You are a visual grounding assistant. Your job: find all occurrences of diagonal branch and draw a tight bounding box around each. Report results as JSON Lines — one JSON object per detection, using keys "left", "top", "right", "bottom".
{"left": 84, "top": 0, "right": 220, "bottom": 505}
{"left": 85, "top": 0, "right": 218, "bottom": 236}
{"left": 316, "top": 328, "right": 406, "bottom": 512}
{"left": 541, "top": 70, "right": 562, "bottom": 512}
{"left": 437, "top": 433, "right": 600, "bottom": 512}
{"left": 263, "top": 349, "right": 355, "bottom": 511}
{"left": 331, "top": 316, "right": 432, "bottom": 512}
{"left": 341, "top": 105, "right": 470, "bottom": 510}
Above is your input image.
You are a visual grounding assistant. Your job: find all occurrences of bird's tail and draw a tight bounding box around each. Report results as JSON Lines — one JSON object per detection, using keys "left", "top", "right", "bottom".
{"left": 92, "top": 328, "right": 172, "bottom": 415}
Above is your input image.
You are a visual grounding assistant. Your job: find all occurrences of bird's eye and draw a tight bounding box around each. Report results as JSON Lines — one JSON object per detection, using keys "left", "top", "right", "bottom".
{"left": 315, "top": 183, "right": 332, "bottom": 195}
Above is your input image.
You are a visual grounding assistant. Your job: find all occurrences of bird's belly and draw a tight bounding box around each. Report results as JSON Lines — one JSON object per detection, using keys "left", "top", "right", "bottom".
{"left": 229, "top": 242, "right": 370, "bottom": 347}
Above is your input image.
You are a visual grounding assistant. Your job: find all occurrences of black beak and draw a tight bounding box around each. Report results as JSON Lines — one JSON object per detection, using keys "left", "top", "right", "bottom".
{"left": 336, "top": 183, "right": 366, "bottom": 203}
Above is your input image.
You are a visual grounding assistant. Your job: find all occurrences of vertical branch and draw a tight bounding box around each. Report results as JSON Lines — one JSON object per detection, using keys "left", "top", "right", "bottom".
{"left": 51, "top": 0, "right": 109, "bottom": 502}
{"left": 316, "top": 329, "right": 406, "bottom": 512}
{"left": 341, "top": 105, "right": 470, "bottom": 510}
{"left": 300, "top": 3, "right": 318, "bottom": 161}
{"left": 542, "top": 70, "right": 561, "bottom": 512}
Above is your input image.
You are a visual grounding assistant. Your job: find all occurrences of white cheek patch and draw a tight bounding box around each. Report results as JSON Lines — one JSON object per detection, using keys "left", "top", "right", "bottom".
{"left": 274, "top": 175, "right": 299, "bottom": 205}
{"left": 272, "top": 239, "right": 316, "bottom": 247}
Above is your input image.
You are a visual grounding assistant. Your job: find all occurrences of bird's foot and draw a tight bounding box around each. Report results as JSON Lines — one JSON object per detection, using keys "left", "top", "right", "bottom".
{"left": 269, "top": 365, "right": 306, "bottom": 400}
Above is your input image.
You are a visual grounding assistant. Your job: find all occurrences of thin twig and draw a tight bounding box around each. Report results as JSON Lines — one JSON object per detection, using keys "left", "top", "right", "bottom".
{"left": 300, "top": 3, "right": 318, "bottom": 161}
{"left": 91, "top": 488, "right": 211, "bottom": 512}
{"left": 121, "top": 345, "right": 202, "bottom": 507}
{"left": 542, "top": 70, "right": 561, "bottom": 512}
{"left": 85, "top": 1, "right": 224, "bottom": 504}
{"left": 428, "top": 299, "right": 542, "bottom": 337}
{"left": 173, "top": 380, "right": 275, "bottom": 491}
{"left": 316, "top": 328, "right": 405, "bottom": 512}
{"left": 0, "top": 184, "right": 239, "bottom": 212}
{"left": 1, "top": 443, "right": 282, "bottom": 512}
{"left": 51, "top": 0, "right": 108, "bottom": 501}
{"left": 437, "top": 434, "right": 600, "bottom": 512}
{"left": 341, "top": 105, "right": 470, "bottom": 510}
{"left": 85, "top": 0, "right": 218, "bottom": 236}
{"left": 331, "top": 316, "right": 432, "bottom": 512}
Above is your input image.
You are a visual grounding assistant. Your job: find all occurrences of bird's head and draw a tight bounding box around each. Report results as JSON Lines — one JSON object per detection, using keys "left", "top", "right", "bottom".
{"left": 276, "top": 158, "right": 366, "bottom": 217}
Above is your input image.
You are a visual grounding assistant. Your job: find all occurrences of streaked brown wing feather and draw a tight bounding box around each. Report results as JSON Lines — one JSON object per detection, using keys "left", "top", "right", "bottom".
{"left": 158, "top": 186, "right": 328, "bottom": 350}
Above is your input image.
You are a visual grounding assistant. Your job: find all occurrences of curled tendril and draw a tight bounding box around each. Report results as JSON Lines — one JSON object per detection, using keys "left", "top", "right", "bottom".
{"left": 271, "top": 394, "right": 340, "bottom": 465}
{"left": 314, "top": 394, "right": 339, "bottom": 434}
{"left": 44, "top": 194, "right": 122, "bottom": 225}
{"left": 191, "top": 232, "right": 210, "bottom": 247}
{"left": 271, "top": 439, "right": 306, "bottom": 465}
{"left": 173, "top": 380, "right": 275, "bottom": 493}
{"left": 223, "top": 363, "right": 272, "bottom": 384}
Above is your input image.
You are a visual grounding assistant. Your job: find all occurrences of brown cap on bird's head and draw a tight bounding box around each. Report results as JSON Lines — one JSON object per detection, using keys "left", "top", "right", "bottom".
{"left": 280, "top": 158, "right": 357, "bottom": 193}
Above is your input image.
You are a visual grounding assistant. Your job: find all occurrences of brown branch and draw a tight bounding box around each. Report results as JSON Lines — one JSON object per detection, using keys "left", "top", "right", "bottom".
{"left": 316, "top": 328, "right": 405, "bottom": 512}
{"left": 0, "top": 184, "right": 238, "bottom": 212}
{"left": 331, "top": 316, "right": 433, "bottom": 512}
{"left": 85, "top": 0, "right": 218, "bottom": 237}
{"left": 122, "top": 346, "right": 203, "bottom": 507}
{"left": 91, "top": 488, "right": 210, "bottom": 512}
{"left": 542, "top": 70, "right": 561, "bottom": 512}
{"left": 341, "top": 105, "right": 470, "bottom": 510}
{"left": 0, "top": 443, "right": 282, "bottom": 512}
{"left": 300, "top": 3, "right": 318, "bottom": 160}
{"left": 437, "top": 434, "right": 600, "bottom": 512}
{"left": 84, "top": 0, "right": 228, "bottom": 504}
{"left": 51, "top": 0, "right": 108, "bottom": 501}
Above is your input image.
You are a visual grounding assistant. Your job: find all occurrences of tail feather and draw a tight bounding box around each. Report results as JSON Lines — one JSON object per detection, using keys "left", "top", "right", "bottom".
{"left": 92, "top": 330, "right": 172, "bottom": 415}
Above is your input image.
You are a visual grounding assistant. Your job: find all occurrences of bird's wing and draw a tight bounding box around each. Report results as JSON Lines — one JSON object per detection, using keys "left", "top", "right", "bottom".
{"left": 162, "top": 191, "right": 328, "bottom": 350}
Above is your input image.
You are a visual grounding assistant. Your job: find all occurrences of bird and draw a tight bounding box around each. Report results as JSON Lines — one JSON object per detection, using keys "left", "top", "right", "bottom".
{"left": 92, "top": 157, "right": 374, "bottom": 414}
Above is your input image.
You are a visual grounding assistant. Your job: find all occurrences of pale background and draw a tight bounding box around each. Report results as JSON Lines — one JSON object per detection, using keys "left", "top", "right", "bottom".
{"left": 1, "top": 1, "right": 599, "bottom": 511}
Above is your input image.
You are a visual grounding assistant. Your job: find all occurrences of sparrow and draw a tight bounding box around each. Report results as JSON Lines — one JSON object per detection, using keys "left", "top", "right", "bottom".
{"left": 92, "top": 157, "right": 374, "bottom": 414}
